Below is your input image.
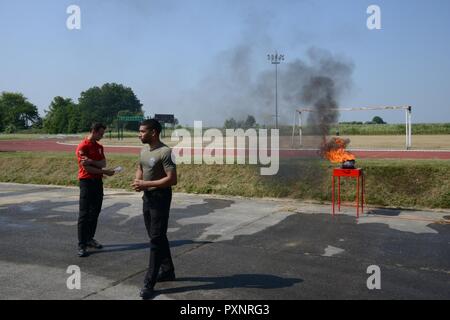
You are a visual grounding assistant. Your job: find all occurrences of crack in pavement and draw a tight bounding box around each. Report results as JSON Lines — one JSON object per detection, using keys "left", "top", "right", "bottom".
{"left": 80, "top": 268, "right": 148, "bottom": 300}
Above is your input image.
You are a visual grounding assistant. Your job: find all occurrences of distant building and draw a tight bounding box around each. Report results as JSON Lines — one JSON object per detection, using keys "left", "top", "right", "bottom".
{"left": 154, "top": 114, "right": 175, "bottom": 125}
{"left": 154, "top": 114, "right": 175, "bottom": 137}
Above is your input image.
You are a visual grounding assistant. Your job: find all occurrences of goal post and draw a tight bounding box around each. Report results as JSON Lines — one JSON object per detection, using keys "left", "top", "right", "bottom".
{"left": 291, "top": 106, "right": 413, "bottom": 150}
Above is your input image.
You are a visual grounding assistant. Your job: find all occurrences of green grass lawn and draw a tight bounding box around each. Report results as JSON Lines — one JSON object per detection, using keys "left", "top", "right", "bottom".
{"left": 0, "top": 151, "right": 449, "bottom": 209}
{"left": 0, "top": 133, "right": 83, "bottom": 140}
{"left": 0, "top": 134, "right": 48, "bottom": 140}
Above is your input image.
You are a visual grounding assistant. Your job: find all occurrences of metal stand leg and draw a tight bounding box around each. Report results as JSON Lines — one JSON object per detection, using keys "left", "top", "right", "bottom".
{"left": 338, "top": 176, "right": 341, "bottom": 212}
{"left": 332, "top": 176, "right": 335, "bottom": 217}
{"left": 361, "top": 173, "right": 365, "bottom": 215}
{"left": 356, "top": 176, "right": 360, "bottom": 218}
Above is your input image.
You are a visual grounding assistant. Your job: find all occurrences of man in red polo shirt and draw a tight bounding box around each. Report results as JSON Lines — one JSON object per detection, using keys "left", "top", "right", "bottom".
{"left": 76, "top": 123, "right": 115, "bottom": 257}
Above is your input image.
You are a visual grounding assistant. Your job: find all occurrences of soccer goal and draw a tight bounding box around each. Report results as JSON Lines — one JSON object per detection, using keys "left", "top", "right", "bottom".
{"left": 291, "top": 106, "right": 412, "bottom": 150}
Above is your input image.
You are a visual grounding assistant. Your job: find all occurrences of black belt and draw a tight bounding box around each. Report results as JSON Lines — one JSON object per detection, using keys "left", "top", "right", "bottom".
{"left": 144, "top": 187, "right": 171, "bottom": 194}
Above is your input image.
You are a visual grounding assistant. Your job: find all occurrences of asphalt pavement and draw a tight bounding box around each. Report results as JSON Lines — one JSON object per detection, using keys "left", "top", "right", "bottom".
{"left": 0, "top": 182, "right": 449, "bottom": 300}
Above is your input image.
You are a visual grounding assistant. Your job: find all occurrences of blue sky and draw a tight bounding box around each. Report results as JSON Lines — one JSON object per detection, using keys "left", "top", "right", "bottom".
{"left": 1, "top": 0, "right": 449, "bottom": 126}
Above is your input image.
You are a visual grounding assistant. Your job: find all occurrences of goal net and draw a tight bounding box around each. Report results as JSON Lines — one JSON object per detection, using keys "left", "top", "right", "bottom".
{"left": 291, "top": 106, "right": 412, "bottom": 150}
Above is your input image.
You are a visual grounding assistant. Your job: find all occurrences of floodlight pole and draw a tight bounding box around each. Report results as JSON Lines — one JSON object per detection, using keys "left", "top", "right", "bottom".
{"left": 267, "top": 52, "right": 284, "bottom": 129}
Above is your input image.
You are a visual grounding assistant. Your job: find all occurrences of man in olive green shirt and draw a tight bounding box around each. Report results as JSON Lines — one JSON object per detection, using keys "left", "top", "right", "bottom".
{"left": 132, "top": 119, "right": 177, "bottom": 300}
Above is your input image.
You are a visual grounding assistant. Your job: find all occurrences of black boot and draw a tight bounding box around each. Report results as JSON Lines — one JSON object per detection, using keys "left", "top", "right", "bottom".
{"left": 157, "top": 270, "right": 176, "bottom": 282}
{"left": 139, "top": 286, "right": 156, "bottom": 300}
{"left": 78, "top": 245, "right": 88, "bottom": 257}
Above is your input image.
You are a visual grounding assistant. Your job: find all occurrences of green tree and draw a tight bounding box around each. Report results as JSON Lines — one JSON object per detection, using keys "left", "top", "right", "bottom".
{"left": 372, "top": 116, "right": 386, "bottom": 124}
{"left": 224, "top": 118, "right": 238, "bottom": 129}
{"left": 43, "top": 97, "right": 78, "bottom": 134}
{"left": 0, "top": 92, "right": 41, "bottom": 131}
{"left": 0, "top": 100, "right": 4, "bottom": 132}
{"left": 67, "top": 104, "right": 82, "bottom": 133}
{"left": 224, "top": 115, "right": 257, "bottom": 129}
{"left": 243, "top": 115, "right": 256, "bottom": 129}
{"left": 78, "top": 83, "right": 143, "bottom": 131}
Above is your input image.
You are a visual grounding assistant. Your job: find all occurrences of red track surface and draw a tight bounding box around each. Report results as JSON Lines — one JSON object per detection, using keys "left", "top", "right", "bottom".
{"left": 1, "top": 139, "right": 450, "bottom": 159}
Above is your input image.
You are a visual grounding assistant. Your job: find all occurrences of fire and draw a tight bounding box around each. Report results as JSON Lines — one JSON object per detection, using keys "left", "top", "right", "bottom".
{"left": 320, "top": 137, "right": 356, "bottom": 163}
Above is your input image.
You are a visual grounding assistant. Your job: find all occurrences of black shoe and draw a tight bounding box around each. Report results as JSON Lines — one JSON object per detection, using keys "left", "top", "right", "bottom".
{"left": 78, "top": 246, "right": 88, "bottom": 257}
{"left": 87, "top": 239, "right": 103, "bottom": 249}
{"left": 139, "top": 286, "right": 156, "bottom": 300}
{"left": 157, "top": 271, "right": 176, "bottom": 282}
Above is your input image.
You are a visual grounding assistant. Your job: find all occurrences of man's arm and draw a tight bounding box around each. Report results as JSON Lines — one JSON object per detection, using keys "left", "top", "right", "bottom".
{"left": 81, "top": 157, "right": 106, "bottom": 169}
{"left": 83, "top": 164, "right": 115, "bottom": 176}
{"left": 92, "top": 159, "right": 106, "bottom": 168}
{"left": 135, "top": 164, "right": 143, "bottom": 180}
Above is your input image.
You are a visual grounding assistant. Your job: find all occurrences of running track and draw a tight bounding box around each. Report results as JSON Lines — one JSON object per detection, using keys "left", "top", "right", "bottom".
{"left": 1, "top": 139, "right": 450, "bottom": 159}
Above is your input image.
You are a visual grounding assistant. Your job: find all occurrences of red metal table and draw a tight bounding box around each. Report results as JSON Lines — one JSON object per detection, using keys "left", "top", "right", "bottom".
{"left": 332, "top": 168, "right": 365, "bottom": 218}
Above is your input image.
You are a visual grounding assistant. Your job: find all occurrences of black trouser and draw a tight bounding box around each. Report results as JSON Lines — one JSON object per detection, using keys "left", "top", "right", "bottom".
{"left": 78, "top": 179, "right": 104, "bottom": 247}
{"left": 143, "top": 188, "right": 175, "bottom": 288}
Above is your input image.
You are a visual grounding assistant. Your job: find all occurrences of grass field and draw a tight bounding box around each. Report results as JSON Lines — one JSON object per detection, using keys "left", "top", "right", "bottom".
{"left": 336, "top": 123, "right": 450, "bottom": 135}
{"left": 0, "top": 134, "right": 59, "bottom": 140}
{"left": 287, "top": 135, "right": 450, "bottom": 150}
{"left": 283, "top": 123, "right": 450, "bottom": 135}
{"left": 0, "top": 133, "right": 83, "bottom": 140}
{"left": 0, "top": 151, "right": 449, "bottom": 209}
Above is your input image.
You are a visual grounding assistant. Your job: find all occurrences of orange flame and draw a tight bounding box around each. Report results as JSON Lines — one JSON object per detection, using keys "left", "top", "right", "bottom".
{"left": 321, "top": 137, "right": 356, "bottom": 163}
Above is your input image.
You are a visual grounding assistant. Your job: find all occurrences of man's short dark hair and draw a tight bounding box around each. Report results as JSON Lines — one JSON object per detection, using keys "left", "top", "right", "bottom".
{"left": 140, "top": 119, "right": 162, "bottom": 134}
{"left": 90, "top": 122, "right": 106, "bottom": 132}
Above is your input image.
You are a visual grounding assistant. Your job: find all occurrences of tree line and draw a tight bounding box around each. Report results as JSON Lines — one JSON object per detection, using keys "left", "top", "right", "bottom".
{"left": 0, "top": 92, "right": 41, "bottom": 133}
{"left": 0, "top": 83, "right": 143, "bottom": 134}
{"left": 223, "top": 115, "right": 258, "bottom": 129}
